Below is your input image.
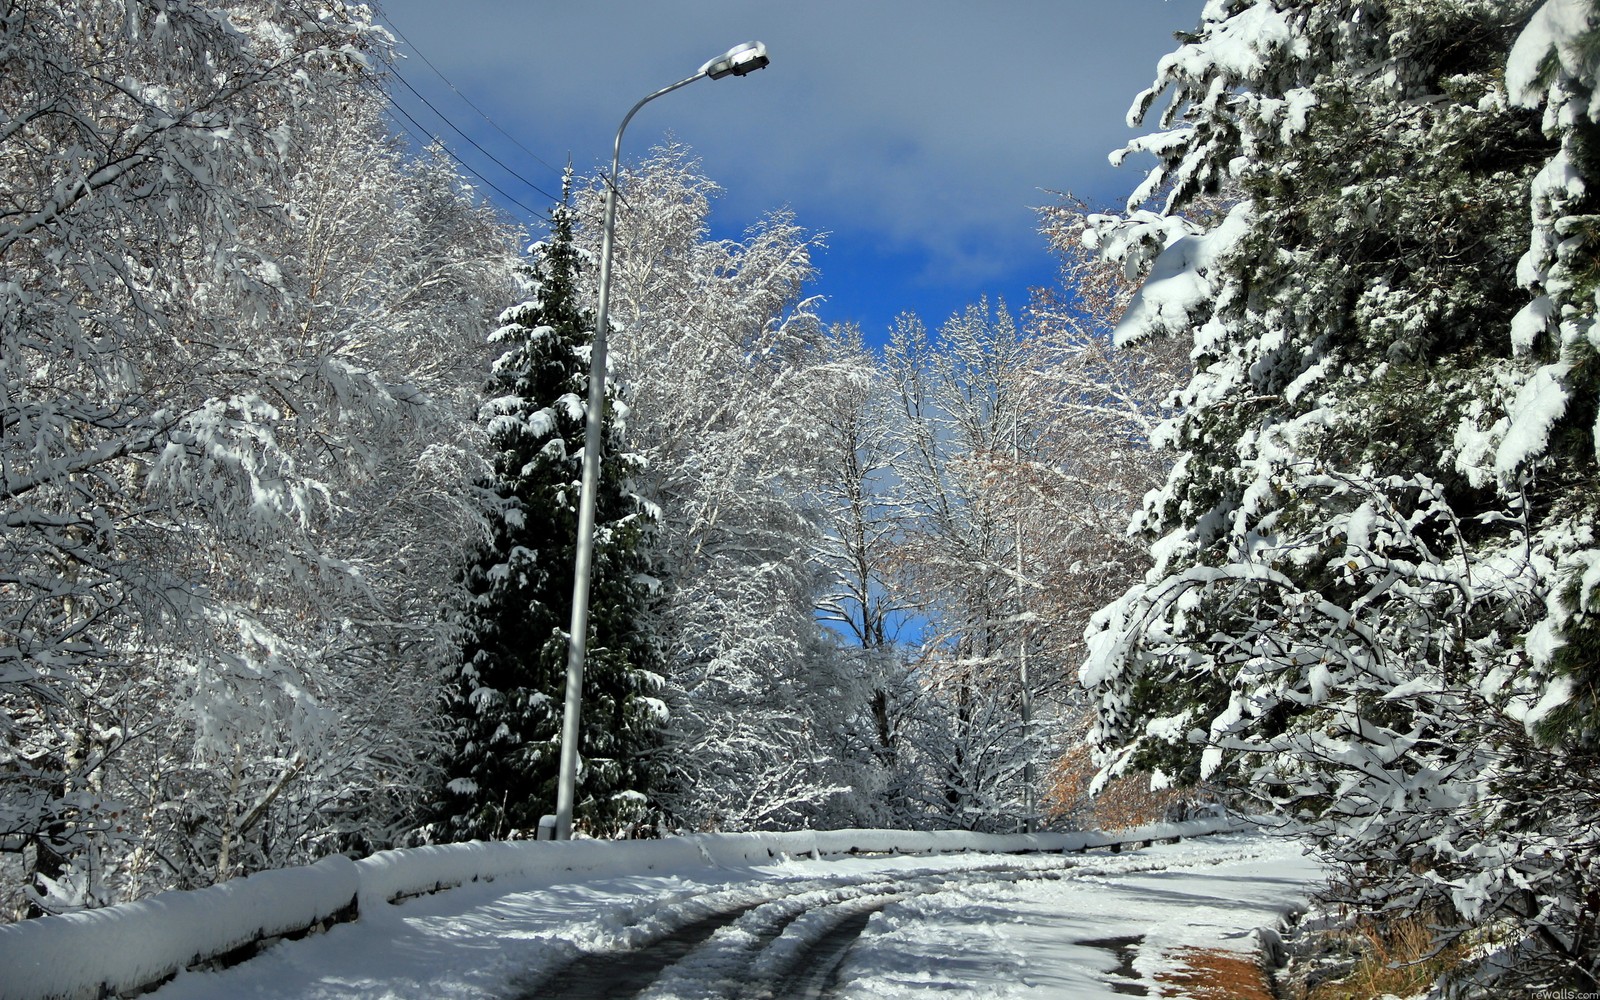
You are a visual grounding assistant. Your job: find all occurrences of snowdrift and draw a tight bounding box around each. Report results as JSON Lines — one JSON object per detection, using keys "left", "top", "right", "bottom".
{"left": 0, "top": 856, "right": 357, "bottom": 1000}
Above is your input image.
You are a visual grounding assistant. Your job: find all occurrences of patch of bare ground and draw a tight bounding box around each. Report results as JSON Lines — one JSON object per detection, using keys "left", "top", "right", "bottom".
{"left": 1156, "top": 947, "right": 1277, "bottom": 1000}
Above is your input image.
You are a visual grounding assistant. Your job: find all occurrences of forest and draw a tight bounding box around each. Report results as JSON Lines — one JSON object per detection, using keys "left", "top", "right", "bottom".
{"left": 2, "top": 0, "right": 1598, "bottom": 994}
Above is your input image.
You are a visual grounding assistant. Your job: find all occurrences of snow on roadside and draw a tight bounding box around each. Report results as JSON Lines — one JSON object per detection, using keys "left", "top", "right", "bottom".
{"left": 831, "top": 833, "right": 1322, "bottom": 998}
{"left": 0, "top": 856, "right": 359, "bottom": 1000}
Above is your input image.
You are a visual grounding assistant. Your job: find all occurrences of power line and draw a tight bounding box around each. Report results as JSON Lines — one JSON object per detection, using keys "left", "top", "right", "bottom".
{"left": 379, "top": 14, "right": 566, "bottom": 180}
{"left": 366, "top": 9, "right": 652, "bottom": 226}
{"left": 380, "top": 58, "right": 563, "bottom": 205}
{"left": 277, "top": 0, "right": 552, "bottom": 223}
{"left": 378, "top": 61, "right": 644, "bottom": 225}
{"left": 379, "top": 92, "right": 549, "bottom": 220}
{"left": 372, "top": 7, "right": 668, "bottom": 226}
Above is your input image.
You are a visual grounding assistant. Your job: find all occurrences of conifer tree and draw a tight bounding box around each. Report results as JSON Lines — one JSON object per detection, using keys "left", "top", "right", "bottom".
{"left": 439, "top": 186, "right": 665, "bottom": 840}
{"left": 1084, "top": 0, "right": 1600, "bottom": 986}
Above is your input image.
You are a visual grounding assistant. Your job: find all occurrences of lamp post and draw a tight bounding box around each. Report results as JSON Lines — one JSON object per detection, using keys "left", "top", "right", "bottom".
{"left": 553, "top": 42, "right": 771, "bottom": 842}
{"left": 1013, "top": 406, "right": 1035, "bottom": 834}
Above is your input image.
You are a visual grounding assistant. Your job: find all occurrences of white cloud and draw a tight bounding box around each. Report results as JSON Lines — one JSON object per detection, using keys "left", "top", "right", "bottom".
{"left": 375, "top": 0, "right": 1205, "bottom": 318}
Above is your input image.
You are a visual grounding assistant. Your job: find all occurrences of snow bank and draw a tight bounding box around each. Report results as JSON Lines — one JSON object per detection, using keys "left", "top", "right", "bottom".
{"left": 343, "top": 832, "right": 899, "bottom": 908}
{"left": 0, "top": 819, "right": 1240, "bottom": 1000}
{"left": 353, "top": 836, "right": 713, "bottom": 910}
{"left": 793, "top": 819, "right": 1239, "bottom": 861}
{"left": 354, "top": 820, "right": 1241, "bottom": 907}
{"left": 0, "top": 856, "right": 357, "bottom": 1000}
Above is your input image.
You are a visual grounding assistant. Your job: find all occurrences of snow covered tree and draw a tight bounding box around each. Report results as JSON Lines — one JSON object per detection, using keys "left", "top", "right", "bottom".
{"left": 0, "top": 0, "right": 396, "bottom": 913}
{"left": 293, "top": 141, "right": 518, "bottom": 859}
{"left": 809, "top": 324, "right": 906, "bottom": 669}
{"left": 438, "top": 185, "right": 664, "bottom": 841}
{"left": 1011, "top": 198, "right": 1196, "bottom": 828}
{"left": 570, "top": 146, "right": 862, "bottom": 830}
{"left": 1023, "top": 197, "right": 1190, "bottom": 681}
{"left": 1082, "top": 0, "right": 1600, "bottom": 987}
{"left": 804, "top": 323, "right": 926, "bottom": 823}
{"left": 881, "top": 302, "right": 1049, "bottom": 831}
{"left": 0, "top": 0, "right": 518, "bottom": 915}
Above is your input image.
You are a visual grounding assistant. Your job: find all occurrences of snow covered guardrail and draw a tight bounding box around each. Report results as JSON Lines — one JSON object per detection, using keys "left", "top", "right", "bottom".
{"left": 0, "top": 816, "right": 1241, "bottom": 1000}
{"left": 0, "top": 856, "right": 358, "bottom": 1000}
{"left": 353, "top": 816, "right": 1240, "bottom": 910}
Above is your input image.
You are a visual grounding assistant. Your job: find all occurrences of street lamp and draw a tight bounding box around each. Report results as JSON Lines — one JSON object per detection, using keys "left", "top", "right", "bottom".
{"left": 553, "top": 42, "right": 771, "bottom": 842}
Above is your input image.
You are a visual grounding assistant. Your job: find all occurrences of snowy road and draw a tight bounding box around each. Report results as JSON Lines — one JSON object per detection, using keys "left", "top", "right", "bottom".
{"left": 147, "top": 832, "right": 1320, "bottom": 999}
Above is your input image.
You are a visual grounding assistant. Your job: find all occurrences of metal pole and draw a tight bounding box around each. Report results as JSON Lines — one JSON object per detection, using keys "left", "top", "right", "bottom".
{"left": 553, "top": 72, "right": 704, "bottom": 842}
{"left": 1014, "top": 406, "right": 1035, "bottom": 834}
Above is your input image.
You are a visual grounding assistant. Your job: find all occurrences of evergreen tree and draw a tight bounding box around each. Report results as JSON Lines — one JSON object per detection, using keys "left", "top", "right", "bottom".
{"left": 1084, "top": 0, "right": 1600, "bottom": 987}
{"left": 439, "top": 186, "right": 665, "bottom": 840}
{"left": 568, "top": 147, "right": 859, "bottom": 831}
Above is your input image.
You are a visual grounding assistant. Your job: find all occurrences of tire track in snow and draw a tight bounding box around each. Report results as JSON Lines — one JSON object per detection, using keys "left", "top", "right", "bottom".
{"left": 767, "top": 907, "right": 877, "bottom": 1000}
{"left": 518, "top": 841, "right": 1273, "bottom": 1000}
{"left": 517, "top": 904, "right": 760, "bottom": 999}
{"left": 509, "top": 869, "right": 929, "bottom": 998}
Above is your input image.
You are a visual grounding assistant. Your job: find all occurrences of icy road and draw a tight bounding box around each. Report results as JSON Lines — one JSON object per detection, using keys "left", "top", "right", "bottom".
{"left": 147, "top": 832, "right": 1319, "bottom": 999}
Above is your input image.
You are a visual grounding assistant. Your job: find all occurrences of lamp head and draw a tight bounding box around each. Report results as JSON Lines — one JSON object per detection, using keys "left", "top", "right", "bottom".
{"left": 701, "top": 41, "right": 770, "bottom": 80}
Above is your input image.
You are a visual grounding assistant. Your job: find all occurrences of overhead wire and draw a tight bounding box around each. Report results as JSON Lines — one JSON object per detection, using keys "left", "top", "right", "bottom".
{"left": 379, "top": 58, "right": 563, "bottom": 206}
{"left": 373, "top": 8, "right": 653, "bottom": 221}
{"left": 358, "top": 6, "right": 660, "bottom": 228}
{"left": 378, "top": 92, "right": 550, "bottom": 220}
{"left": 378, "top": 14, "right": 566, "bottom": 180}
{"left": 274, "top": 0, "right": 556, "bottom": 224}
{"left": 378, "top": 57, "right": 642, "bottom": 224}
{"left": 359, "top": 6, "right": 573, "bottom": 220}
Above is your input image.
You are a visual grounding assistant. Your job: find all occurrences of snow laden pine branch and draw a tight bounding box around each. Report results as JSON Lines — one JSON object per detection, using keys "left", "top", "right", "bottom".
{"left": 1081, "top": 0, "right": 1600, "bottom": 989}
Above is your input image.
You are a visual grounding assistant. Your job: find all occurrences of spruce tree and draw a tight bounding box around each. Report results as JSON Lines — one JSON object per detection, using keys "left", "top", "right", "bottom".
{"left": 439, "top": 185, "right": 665, "bottom": 840}
{"left": 1084, "top": 0, "right": 1600, "bottom": 986}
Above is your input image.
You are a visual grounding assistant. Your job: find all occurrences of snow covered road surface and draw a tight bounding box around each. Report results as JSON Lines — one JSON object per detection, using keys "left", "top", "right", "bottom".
{"left": 146, "top": 832, "right": 1320, "bottom": 999}
{"left": 828, "top": 835, "right": 1320, "bottom": 998}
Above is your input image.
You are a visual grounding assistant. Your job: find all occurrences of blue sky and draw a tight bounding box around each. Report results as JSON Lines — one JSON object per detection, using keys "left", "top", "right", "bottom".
{"left": 371, "top": 1, "right": 1206, "bottom": 340}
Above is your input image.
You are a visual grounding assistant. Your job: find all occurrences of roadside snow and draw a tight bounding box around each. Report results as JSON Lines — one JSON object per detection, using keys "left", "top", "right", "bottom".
{"left": 833, "top": 833, "right": 1319, "bottom": 998}
{"left": 0, "top": 856, "right": 358, "bottom": 1000}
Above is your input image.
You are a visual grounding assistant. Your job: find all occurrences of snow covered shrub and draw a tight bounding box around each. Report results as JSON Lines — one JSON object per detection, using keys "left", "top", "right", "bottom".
{"left": 1083, "top": 0, "right": 1600, "bottom": 988}
{"left": 1295, "top": 910, "right": 1472, "bottom": 1000}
